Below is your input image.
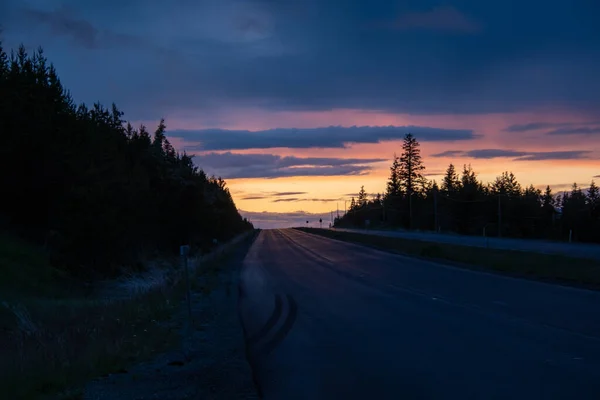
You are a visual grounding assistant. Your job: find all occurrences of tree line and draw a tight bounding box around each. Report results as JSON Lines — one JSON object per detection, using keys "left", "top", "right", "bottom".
{"left": 0, "top": 43, "right": 253, "bottom": 277}
{"left": 336, "top": 133, "right": 600, "bottom": 244}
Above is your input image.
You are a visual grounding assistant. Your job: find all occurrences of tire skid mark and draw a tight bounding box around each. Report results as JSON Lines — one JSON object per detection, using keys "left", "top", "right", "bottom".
{"left": 247, "top": 294, "right": 283, "bottom": 345}
{"left": 259, "top": 294, "right": 299, "bottom": 356}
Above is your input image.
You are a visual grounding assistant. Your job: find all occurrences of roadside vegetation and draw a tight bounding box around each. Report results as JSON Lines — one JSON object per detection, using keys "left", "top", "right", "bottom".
{"left": 0, "top": 40, "right": 255, "bottom": 399}
{"left": 0, "top": 232, "right": 256, "bottom": 399}
{"left": 337, "top": 133, "right": 600, "bottom": 244}
{"left": 297, "top": 228, "right": 600, "bottom": 291}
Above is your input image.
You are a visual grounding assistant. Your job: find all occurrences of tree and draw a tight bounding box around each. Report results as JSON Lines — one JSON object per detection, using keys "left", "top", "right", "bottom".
{"left": 386, "top": 153, "right": 402, "bottom": 198}
{"left": 491, "top": 171, "right": 522, "bottom": 197}
{"left": 397, "top": 133, "right": 425, "bottom": 229}
{"left": 459, "top": 164, "right": 481, "bottom": 199}
{"left": 358, "top": 186, "right": 368, "bottom": 207}
{"left": 398, "top": 133, "right": 425, "bottom": 196}
{"left": 441, "top": 163, "right": 461, "bottom": 194}
{"left": 0, "top": 43, "right": 253, "bottom": 275}
{"left": 542, "top": 185, "right": 554, "bottom": 210}
{"left": 587, "top": 180, "right": 599, "bottom": 213}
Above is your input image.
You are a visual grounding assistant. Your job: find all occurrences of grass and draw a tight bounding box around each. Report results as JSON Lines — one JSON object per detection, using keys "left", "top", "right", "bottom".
{"left": 295, "top": 228, "right": 600, "bottom": 291}
{"left": 0, "top": 230, "right": 256, "bottom": 400}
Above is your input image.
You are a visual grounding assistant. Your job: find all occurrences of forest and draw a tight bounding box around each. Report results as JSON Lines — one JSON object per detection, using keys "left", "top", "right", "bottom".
{"left": 336, "top": 133, "right": 600, "bottom": 244}
{"left": 0, "top": 43, "right": 253, "bottom": 277}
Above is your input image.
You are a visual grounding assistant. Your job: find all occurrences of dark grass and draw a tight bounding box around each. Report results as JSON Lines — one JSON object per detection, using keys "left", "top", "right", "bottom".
{"left": 0, "top": 231, "right": 257, "bottom": 400}
{"left": 295, "top": 228, "right": 600, "bottom": 291}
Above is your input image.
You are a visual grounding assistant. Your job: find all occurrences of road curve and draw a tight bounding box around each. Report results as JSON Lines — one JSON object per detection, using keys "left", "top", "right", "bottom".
{"left": 336, "top": 228, "right": 600, "bottom": 260}
{"left": 239, "top": 229, "right": 600, "bottom": 400}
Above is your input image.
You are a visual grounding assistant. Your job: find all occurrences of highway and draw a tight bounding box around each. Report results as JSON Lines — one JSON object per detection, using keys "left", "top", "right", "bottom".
{"left": 239, "top": 229, "right": 600, "bottom": 400}
{"left": 335, "top": 228, "right": 600, "bottom": 260}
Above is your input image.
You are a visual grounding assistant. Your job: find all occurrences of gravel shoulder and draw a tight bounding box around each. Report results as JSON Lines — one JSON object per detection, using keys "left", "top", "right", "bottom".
{"left": 83, "top": 236, "right": 259, "bottom": 400}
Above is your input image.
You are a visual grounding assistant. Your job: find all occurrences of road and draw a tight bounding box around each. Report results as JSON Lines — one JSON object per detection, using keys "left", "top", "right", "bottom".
{"left": 335, "top": 228, "right": 600, "bottom": 260}
{"left": 238, "top": 229, "right": 600, "bottom": 400}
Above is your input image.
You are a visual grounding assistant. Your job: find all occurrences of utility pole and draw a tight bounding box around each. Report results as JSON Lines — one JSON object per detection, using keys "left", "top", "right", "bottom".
{"left": 498, "top": 194, "right": 502, "bottom": 237}
{"left": 344, "top": 200, "right": 347, "bottom": 216}
{"left": 409, "top": 192, "right": 413, "bottom": 230}
{"left": 434, "top": 189, "right": 438, "bottom": 232}
{"left": 337, "top": 203, "right": 339, "bottom": 219}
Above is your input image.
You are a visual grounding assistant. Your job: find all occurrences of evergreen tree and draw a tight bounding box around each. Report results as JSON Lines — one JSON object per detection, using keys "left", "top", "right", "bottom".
{"left": 0, "top": 43, "right": 253, "bottom": 275}
{"left": 398, "top": 133, "right": 425, "bottom": 196}
{"left": 358, "top": 186, "right": 368, "bottom": 207}
{"left": 386, "top": 153, "right": 402, "bottom": 198}
{"left": 542, "top": 185, "right": 554, "bottom": 210}
{"left": 587, "top": 180, "right": 599, "bottom": 213}
{"left": 441, "top": 163, "right": 461, "bottom": 194}
{"left": 491, "top": 171, "right": 522, "bottom": 197}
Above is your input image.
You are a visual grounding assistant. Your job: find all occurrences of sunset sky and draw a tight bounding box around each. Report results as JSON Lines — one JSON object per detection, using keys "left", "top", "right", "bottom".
{"left": 2, "top": 0, "right": 599, "bottom": 227}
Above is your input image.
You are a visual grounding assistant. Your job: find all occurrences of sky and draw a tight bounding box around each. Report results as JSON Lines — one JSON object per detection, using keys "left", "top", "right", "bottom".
{"left": 2, "top": 0, "right": 600, "bottom": 228}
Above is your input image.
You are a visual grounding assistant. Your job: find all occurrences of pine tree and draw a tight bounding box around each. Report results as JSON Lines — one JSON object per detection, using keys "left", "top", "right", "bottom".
{"left": 460, "top": 164, "right": 481, "bottom": 199}
{"left": 386, "top": 153, "right": 402, "bottom": 198}
{"left": 398, "top": 133, "right": 425, "bottom": 196}
{"left": 152, "top": 118, "right": 167, "bottom": 152}
{"left": 587, "top": 180, "right": 599, "bottom": 214}
{"left": 441, "top": 163, "right": 460, "bottom": 194}
{"left": 358, "top": 186, "right": 368, "bottom": 207}
{"left": 542, "top": 185, "right": 554, "bottom": 210}
{"left": 491, "top": 171, "right": 522, "bottom": 196}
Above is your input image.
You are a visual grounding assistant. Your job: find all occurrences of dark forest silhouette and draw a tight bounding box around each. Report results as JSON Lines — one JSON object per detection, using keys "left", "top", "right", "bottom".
{"left": 0, "top": 43, "right": 253, "bottom": 276}
{"left": 336, "top": 133, "right": 600, "bottom": 244}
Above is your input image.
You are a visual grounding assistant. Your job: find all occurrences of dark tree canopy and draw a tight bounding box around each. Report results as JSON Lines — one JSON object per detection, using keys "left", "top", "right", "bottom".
{"left": 0, "top": 43, "right": 253, "bottom": 276}
{"left": 335, "top": 133, "right": 600, "bottom": 243}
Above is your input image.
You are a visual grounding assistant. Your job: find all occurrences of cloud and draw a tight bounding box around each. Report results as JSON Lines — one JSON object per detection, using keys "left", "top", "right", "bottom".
{"left": 545, "top": 127, "right": 600, "bottom": 135}
{"left": 192, "top": 152, "right": 385, "bottom": 179}
{"left": 391, "top": 6, "right": 481, "bottom": 33}
{"left": 430, "top": 150, "right": 465, "bottom": 158}
{"left": 172, "top": 125, "right": 478, "bottom": 150}
{"left": 594, "top": 175, "right": 600, "bottom": 178}
{"left": 241, "top": 191, "right": 307, "bottom": 200}
{"left": 17, "top": 6, "right": 170, "bottom": 54}
{"left": 517, "top": 151, "right": 592, "bottom": 161}
{"left": 3, "top": 0, "right": 600, "bottom": 118}
{"left": 272, "top": 198, "right": 343, "bottom": 203}
{"left": 272, "top": 191, "right": 307, "bottom": 196}
{"left": 503, "top": 122, "right": 574, "bottom": 132}
{"left": 432, "top": 149, "right": 592, "bottom": 161}
{"left": 503, "top": 121, "right": 600, "bottom": 133}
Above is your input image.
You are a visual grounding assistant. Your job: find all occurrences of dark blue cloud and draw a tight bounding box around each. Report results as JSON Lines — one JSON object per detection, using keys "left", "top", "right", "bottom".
{"left": 173, "top": 126, "right": 478, "bottom": 150}
{"left": 192, "top": 152, "right": 386, "bottom": 179}
{"left": 503, "top": 122, "right": 575, "bottom": 132}
{"left": 546, "top": 127, "right": 600, "bottom": 135}
{"left": 432, "top": 149, "right": 592, "bottom": 161}
{"left": 1, "top": 0, "right": 599, "bottom": 117}
{"left": 504, "top": 122, "right": 600, "bottom": 133}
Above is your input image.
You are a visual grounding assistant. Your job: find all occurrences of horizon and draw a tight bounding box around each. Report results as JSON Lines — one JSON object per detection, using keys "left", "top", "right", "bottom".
{"left": 2, "top": 0, "right": 599, "bottom": 229}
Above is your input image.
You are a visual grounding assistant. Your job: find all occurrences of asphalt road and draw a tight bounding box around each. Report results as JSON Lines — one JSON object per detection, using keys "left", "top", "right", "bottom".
{"left": 336, "top": 228, "right": 600, "bottom": 260}
{"left": 239, "top": 229, "right": 600, "bottom": 400}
